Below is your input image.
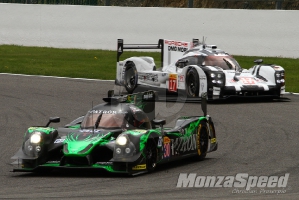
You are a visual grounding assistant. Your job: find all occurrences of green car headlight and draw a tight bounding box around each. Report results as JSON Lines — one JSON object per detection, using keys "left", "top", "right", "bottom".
{"left": 116, "top": 135, "right": 128, "bottom": 146}
{"left": 30, "top": 132, "right": 42, "bottom": 144}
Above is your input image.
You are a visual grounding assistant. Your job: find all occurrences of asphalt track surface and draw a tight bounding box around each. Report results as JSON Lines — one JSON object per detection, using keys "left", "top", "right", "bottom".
{"left": 1, "top": 74, "right": 299, "bottom": 199}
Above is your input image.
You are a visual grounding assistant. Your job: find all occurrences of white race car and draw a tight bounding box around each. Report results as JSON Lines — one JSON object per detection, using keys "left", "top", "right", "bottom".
{"left": 115, "top": 39, "right": 285, "bottom": 100}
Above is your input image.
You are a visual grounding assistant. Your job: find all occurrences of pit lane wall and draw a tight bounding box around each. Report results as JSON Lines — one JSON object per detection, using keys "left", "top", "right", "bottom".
{"left": 0, "top": 3, "right": 298, "bottom": 58}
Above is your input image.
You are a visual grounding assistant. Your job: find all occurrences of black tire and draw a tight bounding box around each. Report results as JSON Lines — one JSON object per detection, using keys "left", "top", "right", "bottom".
{"left": 195, "top": 121, "right": 209, "bottom": 161}
{"left": 186, "top": 68, "right": 199, "bottom": 97}
{"left": 124, "top": 62, "right": 138, "bottom": 94}
{"left": 145, "top": 140, "right": 158, "bottom": 172}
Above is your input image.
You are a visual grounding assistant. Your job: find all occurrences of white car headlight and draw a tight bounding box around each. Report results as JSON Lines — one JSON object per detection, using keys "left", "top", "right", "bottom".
{"left": 116, "top": 135, "right": 127, "bottom": 145}
{"left": 30, "top": 132, "right": 42, "bottom": 144}
{"left": 210, "top": 73, "right": 216, "bottom": 78}
{"left": 217, "top": 73, "right": 222, "bottom": 78}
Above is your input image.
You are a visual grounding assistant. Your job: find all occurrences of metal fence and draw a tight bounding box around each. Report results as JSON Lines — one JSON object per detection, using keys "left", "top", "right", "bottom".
{"left": 1, "top": 0, "right": 298, "bottom": 9}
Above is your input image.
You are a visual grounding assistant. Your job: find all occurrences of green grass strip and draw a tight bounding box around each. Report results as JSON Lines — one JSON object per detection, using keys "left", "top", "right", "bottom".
{"left": 0, "top": 45, "right": 298, "bottom": 92}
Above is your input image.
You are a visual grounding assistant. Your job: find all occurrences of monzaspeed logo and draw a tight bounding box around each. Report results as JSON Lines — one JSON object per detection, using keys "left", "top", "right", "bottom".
{"left": 176, "top": 173, "right": 289, "bottom": 190}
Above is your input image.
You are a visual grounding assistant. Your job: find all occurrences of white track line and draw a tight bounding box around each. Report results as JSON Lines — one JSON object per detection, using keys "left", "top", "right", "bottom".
{"left": 0, "top": 73, "right": 298, "bottom": 95}
{"left": 0, "top": 73, "right": 114, "bottom": 82}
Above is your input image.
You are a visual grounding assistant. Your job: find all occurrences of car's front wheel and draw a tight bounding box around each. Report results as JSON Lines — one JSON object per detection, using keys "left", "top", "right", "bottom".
{"left": 195, "top": 121, "right": 209, "bottom": 161}
{"left": 186, "top": 68, "right": 199, "bottom": 97}
{"left": 124, "top": 61, "right": 138, "bottom": 94}
{"left": 145, "top": 140, "right": 158, "bottom": 172}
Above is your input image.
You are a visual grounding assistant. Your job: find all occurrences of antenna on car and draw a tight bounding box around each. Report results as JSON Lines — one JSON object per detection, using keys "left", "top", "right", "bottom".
{"left": 201, "top": 92, "right": 207, "bottom": 117}
{"left": 92, "top": 101, "right": 94, "bottom": 135}
{"left": 202, "top": 36, "right": 207, "bottom": 49}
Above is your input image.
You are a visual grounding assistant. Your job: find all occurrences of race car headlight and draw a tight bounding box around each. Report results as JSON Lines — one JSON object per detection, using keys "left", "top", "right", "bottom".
{"left": 276, "top": 73, "right": 280, "bottom": 78}
{"left": 30, "top": 132, "right": 42, "bottom": 144}
{"left": 116, "top": 135, "right": 128, "bottom": 146}
{"left": 208, "top": 71, "right": 225, "bottom": 87}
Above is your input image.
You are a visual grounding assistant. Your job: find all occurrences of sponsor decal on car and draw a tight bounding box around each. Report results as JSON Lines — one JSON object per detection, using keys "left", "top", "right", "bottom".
{"left": 165, "top": 40, "right": 189, "bottom": 52}
{"left": 240, "top": 77, "right": 256, "bottom": 85}
{"left": 95, "top": 162, "right": 113, "bottom": 165}
{"left": 164, "top": 40, "right": 189, "bottom": 47}
{"left": 168, "top": 74, "right": 178, "bottom": 92}
{"left": 132, "top": 164, "right": 146, "bottom": 170}
{"left": 211, "top": 138, "right": 216, "bottom": 143}
{"left": 132, "top": 129, "right": 147, "bottom": 134}
{"left": 143, "top": 92, "right": 154, "bottom": 100}
{"left": 173, "top": 134, "right": 197, "bottom": 153}
{"left": 163, "top": 136, "right": 171, "bottom": 159}
{"left": 158, "top": 136, "right": 162, "bottom": 147}
{"left": 179, "top": 75, "right": 184, "bottom": 82}
{"left": 54, "top": 139, "right": 65, "bottom": 143}
{"left": 46, "top": 161, "right": 60, "bottom": 164}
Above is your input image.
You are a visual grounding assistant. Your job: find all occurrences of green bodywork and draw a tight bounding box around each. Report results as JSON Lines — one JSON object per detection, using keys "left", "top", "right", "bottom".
{"left": 63, "top": 131, "right": 114, "bottom": 156}
{"left": 12, "top": 88, "right": 216, "bottom": 175}
{"left": 25, "top": 127, "right": 55, "bottom": 137}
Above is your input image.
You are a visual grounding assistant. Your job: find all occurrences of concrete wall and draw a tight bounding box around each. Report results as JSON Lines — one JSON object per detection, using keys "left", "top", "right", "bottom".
{"left": 0, "top": 3, "right": 298, "bottom": 58}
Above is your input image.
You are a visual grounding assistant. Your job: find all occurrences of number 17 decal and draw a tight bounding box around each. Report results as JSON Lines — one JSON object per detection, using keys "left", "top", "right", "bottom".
{"left": 168, "top": 74, "right": 178, "bottom": 92}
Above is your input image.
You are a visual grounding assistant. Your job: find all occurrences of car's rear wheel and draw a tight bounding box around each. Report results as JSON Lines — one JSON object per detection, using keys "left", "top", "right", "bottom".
{"left": 124, "top": 61, "right": 138, "bottom": 94}
{"left": 145, "top": 140, "right": 158, "bottom": 172}
{"left": 186, "top": 68, "right": 199, "bottom": 97}
{"left": 195, "top": 121, "right": 209, "bottom": 161}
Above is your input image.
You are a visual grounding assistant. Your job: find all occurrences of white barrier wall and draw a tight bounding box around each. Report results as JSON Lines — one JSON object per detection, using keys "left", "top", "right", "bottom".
{"left": 0, "top": 3, "right": 298, "bottom": 58}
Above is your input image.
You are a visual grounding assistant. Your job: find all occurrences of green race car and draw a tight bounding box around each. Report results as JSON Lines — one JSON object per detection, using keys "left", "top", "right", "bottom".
{"left": 11, "top": 90, "right": 217, "bottom": 175}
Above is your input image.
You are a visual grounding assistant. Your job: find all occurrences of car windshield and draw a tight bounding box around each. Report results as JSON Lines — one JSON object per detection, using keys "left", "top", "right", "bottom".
{"left": 204, "top": 56, "right": 241, "bottom": 70}
{"left": 81, "top": 113, "right": 126, "bottom": 129}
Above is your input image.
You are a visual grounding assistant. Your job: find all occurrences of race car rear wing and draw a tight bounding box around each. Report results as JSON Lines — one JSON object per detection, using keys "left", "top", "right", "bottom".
{"left": 117, "top": 39, "right": 164, "bottom": 66}
{"left": 117, "top": 39, "right": 198, "bottom": 68}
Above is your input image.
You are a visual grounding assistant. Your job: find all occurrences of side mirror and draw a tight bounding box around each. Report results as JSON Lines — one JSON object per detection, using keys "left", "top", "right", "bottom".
{"left": 108, "top": 90, "right": 114, "bottom": 97}
{"left": 201, "top": 92, "right": 207, "bottom": 117}
{"left": 153, "top": 119, "right": 166, "bottom": 135}
{"left": 46, "top": 117, "right": 60, "bottom": 127}
{"left": 254, "top": 59, "right": 263, "bottom": 65}
{"left": 176, "top": 59, "right": 188, "bottom": 70}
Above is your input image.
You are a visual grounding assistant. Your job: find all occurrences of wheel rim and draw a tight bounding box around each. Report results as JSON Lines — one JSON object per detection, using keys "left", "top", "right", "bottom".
{"left": 200, "top": 127, "right": 209, "bottom": 154}
{"left": 126, "top": 67, "right": 136, "bottom": 89}
{"left": 146, "top": 142, "right": 157, "bottom": 170}
{"left": 188, "top": 74, "right": 196, "bottom": 96}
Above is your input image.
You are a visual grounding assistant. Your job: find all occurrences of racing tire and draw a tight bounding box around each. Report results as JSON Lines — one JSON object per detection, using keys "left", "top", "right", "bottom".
{"left": 195, "top": 121, "right": 209, "bottom": 161}
{"left": 124, "top": 61, "right": 138, "bottom": 94}
{"left": 145, "top": 140, "right": 158, "bottom": 172}
{"left": 186, "top": 68, "right": 199, "bottom": 97}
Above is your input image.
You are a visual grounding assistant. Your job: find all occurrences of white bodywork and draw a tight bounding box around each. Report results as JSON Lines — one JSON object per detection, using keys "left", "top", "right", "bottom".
{"left": 116, "top": 39, "right": 285, "bottom": 100}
